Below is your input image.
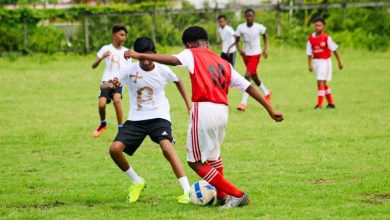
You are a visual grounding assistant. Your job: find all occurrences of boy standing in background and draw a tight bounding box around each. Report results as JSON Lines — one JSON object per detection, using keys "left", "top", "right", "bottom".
{"left": 217, "top": 15, "right": 237, "bottom": 66}
{"left": 91, "top": 24, "right": 131, "bottom": 137}
{"left": 307, "top": 18, "right": 344, "bottom": 109}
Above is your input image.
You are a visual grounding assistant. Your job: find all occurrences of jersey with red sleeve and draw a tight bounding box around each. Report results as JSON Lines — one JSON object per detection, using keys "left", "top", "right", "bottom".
{"left": 308, "top": 33, "right": 332, "bottom": 59}
{"left": 189, "top": 48, "right": 232, "bottom": 105}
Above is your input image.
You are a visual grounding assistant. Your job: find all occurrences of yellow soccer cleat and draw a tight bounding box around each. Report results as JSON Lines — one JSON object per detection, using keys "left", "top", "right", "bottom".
{"left": 127, "top": 178, "right": 146, "bottom": 203}
{"left": 177, "top": 192, "right": 190, "bottom": 204}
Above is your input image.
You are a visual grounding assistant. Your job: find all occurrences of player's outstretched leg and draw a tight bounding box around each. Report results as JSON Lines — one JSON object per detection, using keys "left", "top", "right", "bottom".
{"left": 324, "top": 83, "right": 335, "bottom": 109}
{"left": 207, "top": 157, "right": 229, "bottom": 205}
{"left": 188, "top": 161, "right": 250, "bottom": 209}
{"left": 237, "top": 72, "right": 252, "bottom": 111}
{"left": 109, "top": 141, "right": 146, "bottom": 203}
{"left": 159, "top": 140, "right": 191, "bottom": 204}
{"left": 93, "top": 97, "right": 108, "bottom": 137}
{"left": 112, "top": 93, "right": 124, "bottom": 130}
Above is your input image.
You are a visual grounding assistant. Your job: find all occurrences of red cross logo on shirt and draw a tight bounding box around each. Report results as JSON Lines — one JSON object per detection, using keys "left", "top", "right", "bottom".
{"left": 130, "top": 72, "right": 143, "bottom": 83}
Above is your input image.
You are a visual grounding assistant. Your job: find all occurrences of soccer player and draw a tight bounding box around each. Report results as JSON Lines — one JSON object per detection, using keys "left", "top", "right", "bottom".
{"left": 101, "top": 37, "right": 192, "bottom": 204}
{"left": 234, "top": 8, "right": 272, "bottom": 111}
{"left": 307, "top": 18, "right": 344, "bottom": 109}
{"left": 124, "top": 26, "right": 284, "bottom": 209}
{"left": 91, "top": 24, "right": 131, "bottom": 137}
{"left": 217, "top": 15, "right": 237, "bottom": 66}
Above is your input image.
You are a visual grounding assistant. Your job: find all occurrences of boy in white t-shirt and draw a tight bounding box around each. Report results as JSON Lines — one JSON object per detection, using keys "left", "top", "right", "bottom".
{"left": 101, "top": 37, "right": 192, "bottom": 204}
{"left": 233, "top": 9, "right": 272, "bottom": 111}
{"left": 217, "top": 15, "right": 237, "bottom": 66}
{"left": 91, "top": 25, "right": 131, "bottom": 137}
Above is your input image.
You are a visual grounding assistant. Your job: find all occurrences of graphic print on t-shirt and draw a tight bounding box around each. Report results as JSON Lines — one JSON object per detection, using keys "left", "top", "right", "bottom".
{"left": 110, "top": 54, "right": 121, "bottom": 76}
{"left": 136, "top": 86, "right": 154, "bottom": 110}
{"left": 130, "top": 72, "right": 143, "bottom": 83}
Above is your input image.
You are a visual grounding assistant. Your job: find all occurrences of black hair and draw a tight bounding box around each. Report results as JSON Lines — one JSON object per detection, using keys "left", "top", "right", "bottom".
{"left": 217, "top": 15, "right": 227, "bottom": 20}
{"left": 182, "top": 26, "right": 208, "bottom": 44}
{"left": 133, "top": 37, "right": 156, "bottom": 53}
{"left": 112, "top": 24, "right": 128, "bottom": 34}
{"left": 244, "top": 8, "right": 255, "bottom": 15}
{"left": 314, "top": 17, "right": 326, "bottom": 25}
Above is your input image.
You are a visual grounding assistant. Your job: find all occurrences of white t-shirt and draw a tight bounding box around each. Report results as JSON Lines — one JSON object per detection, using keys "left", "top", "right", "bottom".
{"left": 174, "top": 49, "right": 251, "bottom": 92}
{"left": 119, "top": 62, "right": 178, "bottom": 122}
{"left": 218, "top": 25, "right": 237, "bottom": 53}
{"left": 235, "top": 23, "right": 267, "bottom": 56}
{"left": 97, "top": 44, "right": 131, "bottom": 82}
{"left": 306, "top": 33, "right": 338, "bottom": 56}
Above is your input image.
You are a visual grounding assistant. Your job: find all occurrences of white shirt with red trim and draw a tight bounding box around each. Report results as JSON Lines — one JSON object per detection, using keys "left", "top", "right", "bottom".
{"left": 306, "top": 33, "right": 338, "bottom": 57}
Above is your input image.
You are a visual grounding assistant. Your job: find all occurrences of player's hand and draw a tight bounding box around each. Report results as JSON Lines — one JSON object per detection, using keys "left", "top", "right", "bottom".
{"left": 102, "top": 51, "right": 111, "bottom": 59}
{"left": 262, "top": 49, "right": 268, "bottom": 59}
{"left": 338, "top": 61, "right": 344, "bottom": 70}
{"left": 269, "top": 110, "right": 284, "bottom": 122}
{"left": 124, "top": 50, "right": 139, "bottom": 60}
{"left": 308, "top": 64, "right": 314, "bottom": 72}
{"left": 112, "top": 77, "right": 121, "bottom": 87}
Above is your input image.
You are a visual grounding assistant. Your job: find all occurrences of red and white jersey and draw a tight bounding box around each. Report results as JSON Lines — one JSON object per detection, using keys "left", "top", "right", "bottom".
{"left": 306, "top": 32, "right": 338, "bottom": 59}
{"left": 174, "top": 48, "right": 251, "bottom": 106}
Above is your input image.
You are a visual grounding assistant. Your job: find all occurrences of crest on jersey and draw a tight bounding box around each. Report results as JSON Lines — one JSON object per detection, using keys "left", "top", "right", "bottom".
{"left": 320, "top": 41, "right": 326, "bottom": 47}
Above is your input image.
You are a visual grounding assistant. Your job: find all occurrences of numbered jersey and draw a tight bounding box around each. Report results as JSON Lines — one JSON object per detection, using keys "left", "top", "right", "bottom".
{"left": 189, "top": 48, "right": 232, "bottom": 105}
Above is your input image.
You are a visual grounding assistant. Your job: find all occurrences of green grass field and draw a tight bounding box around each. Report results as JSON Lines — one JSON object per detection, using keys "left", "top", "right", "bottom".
{"left": 0, "top": 47, "right": 389, "bottom": 219}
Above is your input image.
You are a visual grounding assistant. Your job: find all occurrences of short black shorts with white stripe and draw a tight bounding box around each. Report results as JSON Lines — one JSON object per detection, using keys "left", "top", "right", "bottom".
{"left": 114, "top": 118, "right": 173, "bottom": 156}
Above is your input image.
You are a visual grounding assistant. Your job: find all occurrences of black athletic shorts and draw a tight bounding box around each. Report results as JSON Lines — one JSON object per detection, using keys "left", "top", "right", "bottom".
{"left": 221, "top": 52, "right": 236, "bottom": 67}
{"left": 114, "top": 118, "right": 174, "bottom": 156}
{"left": 99, "top": 81, "right": 122, "bottom": 104}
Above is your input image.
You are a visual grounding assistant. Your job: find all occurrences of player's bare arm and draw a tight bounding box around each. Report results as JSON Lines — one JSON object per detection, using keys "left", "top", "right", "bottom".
{"left": 92, "top": 51, "right": 111, "bottom": 69}
{"left": 124, "top": 50, "right": 181, "bottom": 66}
{"left": 174, "top": 79, "right": 191, "bottom": 114}
{"left": 235, "top": 36, "right": 245, "bottom": 56}
{"left": 307, "top": 55, "right": 314, "bottom": 72}
{"left": 262, "top": 33, "right": 268, "bottom": 59}
{"left": 100, "top": 77, "right": 121, "bottom": 90}
{"left": 246, "top": 85, "right": 284, "bottom": 122}
{"left": 333, "top": 50, "right": 344, "bottom": 70}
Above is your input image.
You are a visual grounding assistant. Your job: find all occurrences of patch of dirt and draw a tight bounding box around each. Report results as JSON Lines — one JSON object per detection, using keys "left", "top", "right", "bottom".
{"left": 311, "top": 178, "right": 332, "bottom": 184}
{"left": 363, "top": 193, "right": 390, "bottom": 200}
{"left": 362, "top": 199, "right": 382, "bottom": 206}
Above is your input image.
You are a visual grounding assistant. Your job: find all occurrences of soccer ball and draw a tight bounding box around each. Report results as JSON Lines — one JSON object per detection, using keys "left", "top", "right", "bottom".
{"left": 189, "top": 180, "right": 217, "bottom": 205}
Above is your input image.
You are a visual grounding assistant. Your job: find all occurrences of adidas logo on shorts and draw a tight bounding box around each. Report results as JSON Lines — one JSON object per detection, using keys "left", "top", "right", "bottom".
{"left": 162, "top": 131, "right": 168, "bottom": 136}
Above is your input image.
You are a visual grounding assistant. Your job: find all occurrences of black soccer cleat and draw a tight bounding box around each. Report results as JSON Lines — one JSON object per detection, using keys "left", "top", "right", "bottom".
{"left": 313, "top": 105, "right": 323, "bottom": 110}
{"left": 326, "top": 104, "right": 336, "bottom": 109}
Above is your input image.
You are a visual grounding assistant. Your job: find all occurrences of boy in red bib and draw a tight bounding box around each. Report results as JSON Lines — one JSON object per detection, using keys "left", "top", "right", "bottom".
{"left": 307, "top": 18, "right": 344, "bottom": 109}
{"left": 124, "top": 26, "right": 283, "bottom": 209}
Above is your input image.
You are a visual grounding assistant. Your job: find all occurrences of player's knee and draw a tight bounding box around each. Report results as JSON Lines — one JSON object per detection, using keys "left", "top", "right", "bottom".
{"left": 99, "top": 100, "right": 107, "bottom": 108}
{"left": 109, "top": 143, "right": 123, "bottom": 155}
{"left": 113, "top": 97, "right": 121, "bottom": 105}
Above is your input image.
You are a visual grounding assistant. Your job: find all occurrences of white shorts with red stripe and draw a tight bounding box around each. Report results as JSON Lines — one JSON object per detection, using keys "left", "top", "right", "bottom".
{"left": 186, "top": 102, "right": 228, "bottom": 163}
{"left": 313, "top": 58, "right": 332, "bottom": 81}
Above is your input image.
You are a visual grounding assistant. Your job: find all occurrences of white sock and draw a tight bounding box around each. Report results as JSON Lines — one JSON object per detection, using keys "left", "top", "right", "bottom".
{"left": 241, "top": 92, "right": 249, "bottom": 105}
{"left": 177, "top": 176, "right": 191, "bottom": 194}
{"left": 124, "top": 167, "right": 142, "bottom": 184}
{"left": 259, "top": 83, "right": 269, "bottom": 96}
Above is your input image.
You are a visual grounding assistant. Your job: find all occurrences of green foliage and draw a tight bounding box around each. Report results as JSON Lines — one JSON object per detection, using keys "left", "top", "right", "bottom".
{"left": 0, "top": 3, "right": 389, "bottom": 54}
{"left": 28, "top": 26, "right": 65, "bottom": 53}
